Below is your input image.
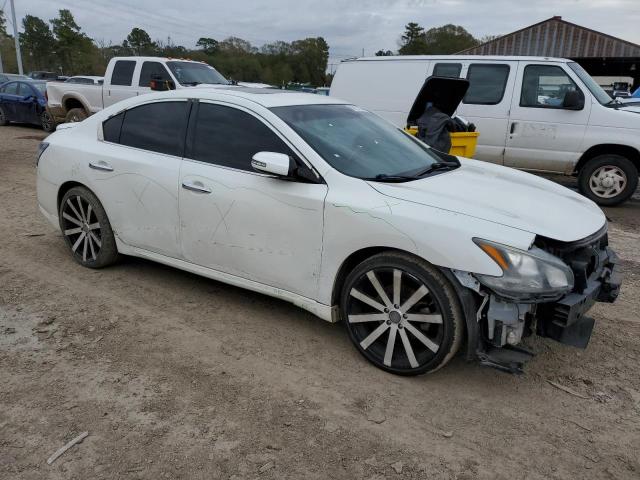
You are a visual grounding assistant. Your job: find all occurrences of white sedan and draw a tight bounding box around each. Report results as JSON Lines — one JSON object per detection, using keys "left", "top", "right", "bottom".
{"left": 36, "top": 88, "right": 620, "bottom": 375}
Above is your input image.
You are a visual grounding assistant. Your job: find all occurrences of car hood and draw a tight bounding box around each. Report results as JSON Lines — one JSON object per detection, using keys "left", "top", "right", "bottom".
{"left": 367, "top": 159, "right": 606, "bottom": 243}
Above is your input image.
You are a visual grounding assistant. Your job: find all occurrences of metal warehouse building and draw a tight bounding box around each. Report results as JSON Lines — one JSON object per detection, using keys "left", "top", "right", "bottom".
{"left": 458, "top": 16, "right": 640, "bottom": 90}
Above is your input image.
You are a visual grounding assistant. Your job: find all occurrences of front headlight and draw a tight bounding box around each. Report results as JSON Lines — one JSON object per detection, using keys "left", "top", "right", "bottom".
{"left": 473, "top": 238, "right": 574, "bottom": 300}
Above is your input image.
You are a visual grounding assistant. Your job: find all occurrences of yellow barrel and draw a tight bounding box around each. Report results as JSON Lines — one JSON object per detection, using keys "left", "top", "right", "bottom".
{"left": 404, "top": 127, "right": 479, "bottom": 158}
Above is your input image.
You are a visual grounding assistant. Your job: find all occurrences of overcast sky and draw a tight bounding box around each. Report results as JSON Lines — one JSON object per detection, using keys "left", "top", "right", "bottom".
{"left": 6, "top": 0, "right": 640, "bottom": 70}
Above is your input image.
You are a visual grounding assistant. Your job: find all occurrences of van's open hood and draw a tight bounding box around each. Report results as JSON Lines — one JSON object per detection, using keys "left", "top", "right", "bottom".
{"left": 368, "top": 159, "right": 606, "bottom": 243}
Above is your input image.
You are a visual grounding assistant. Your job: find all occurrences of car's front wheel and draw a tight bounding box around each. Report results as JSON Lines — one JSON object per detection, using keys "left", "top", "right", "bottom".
{"left": 40, "top": 111, "right": 56, "bottom": 132}
{"left": 59, "top": 186, "right": 118, "bottom": 268}
{"left": 340, "top": 252, "right": 464, "bottom": 375}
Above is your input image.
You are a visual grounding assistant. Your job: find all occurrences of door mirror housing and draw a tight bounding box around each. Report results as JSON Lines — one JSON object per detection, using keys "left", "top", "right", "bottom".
{"left": 563, "top": 90, "right": 584, "bottom": 110}
{"left": 149, "top": 74, "right": 175, "bottom": 91}
{"left": 22, "top": 94, "right": 34, "bottom": 102}
{"left": 251, "top": 151, "right": 294, "bottom": 177}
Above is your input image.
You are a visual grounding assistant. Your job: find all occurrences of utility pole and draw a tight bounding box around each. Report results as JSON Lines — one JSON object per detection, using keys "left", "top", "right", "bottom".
{"left": 9, "top": 0, "right": 23, "bottom": 75}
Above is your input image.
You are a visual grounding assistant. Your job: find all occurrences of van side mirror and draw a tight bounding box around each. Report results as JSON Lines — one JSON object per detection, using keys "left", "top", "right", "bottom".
{"left": 149, "top": 74, "right": 175, "bottom": 91}
{"left": 251, "top": 152, "right": 295, "bottom": 178}
{"left": 563, "top": 90, "right": 584, "bottom": 110}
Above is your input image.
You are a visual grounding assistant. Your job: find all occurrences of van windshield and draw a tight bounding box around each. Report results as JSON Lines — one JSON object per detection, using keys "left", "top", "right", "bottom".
{"left": 272, "top": 104, "right": 457, "bottom": 181}
{"left": 166, "top": 61, "right": 229, "bottom": 86}
{"left": 568, "top": 62, "right": 612, "bottom": 105}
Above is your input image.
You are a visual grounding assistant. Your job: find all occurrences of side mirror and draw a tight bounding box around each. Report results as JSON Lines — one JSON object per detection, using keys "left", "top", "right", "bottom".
{"left": 149, "top": 74, "right": 175, "bottom": 91}
{"left": 251, "top": 151, "right": 295, "bottom": 177}
{"left": 22, "top": 94, "right": 34, "bottom": 102}
{"left": 563, "top": 90, "right": 584, "bottom": 110}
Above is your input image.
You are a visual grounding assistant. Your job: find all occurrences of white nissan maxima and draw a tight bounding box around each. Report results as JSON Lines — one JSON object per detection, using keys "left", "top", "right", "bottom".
{"left": 36, "top": 88, "right": 621, "bottom": 375}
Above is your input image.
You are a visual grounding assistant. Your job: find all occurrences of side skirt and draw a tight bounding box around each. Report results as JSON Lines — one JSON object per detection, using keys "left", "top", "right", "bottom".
{"left": 116, "top": 241, "right": 335, "bottom": 323}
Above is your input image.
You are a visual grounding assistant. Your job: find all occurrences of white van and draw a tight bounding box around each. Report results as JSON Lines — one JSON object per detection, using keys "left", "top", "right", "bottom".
{"left": 330, "top": 55, "right": 640, "bottom": 206}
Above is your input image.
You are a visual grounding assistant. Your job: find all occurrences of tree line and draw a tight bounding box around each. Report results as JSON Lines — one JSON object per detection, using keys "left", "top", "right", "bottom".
{"left": 376, "top": 22, "right": 498, "bottom": 56}
{"left": 1, "top": 9, "right": 497, "bottom": 86}
{"left": 0, "top": 9, "right": 330, "bottom": 87}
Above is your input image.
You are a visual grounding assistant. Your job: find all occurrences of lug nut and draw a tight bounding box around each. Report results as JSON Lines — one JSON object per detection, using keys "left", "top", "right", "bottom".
{"left": 398, "top": 324, "right": 403, "bottom": 329}
{"left": 403, "top": 314, "right": 407, "bottom": 319}
{"left": 394, "top": 304, "right": 399, "bottom": 309}
{"left": 384, "top": 308, "right": 389, "bottom": 313}
{"left": 386, "top": 320, "right": 391, "bottom": 325}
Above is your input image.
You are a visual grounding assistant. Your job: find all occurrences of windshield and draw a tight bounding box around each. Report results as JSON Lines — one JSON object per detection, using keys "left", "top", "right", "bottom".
{"left": 568, "top": 62, "right": 612, "bottom": 105}
{"left": 271, "top": 104, "right": 448, "bottom": 180}
{"left": 166, "top": 61, "right": 229, "bottom": 86}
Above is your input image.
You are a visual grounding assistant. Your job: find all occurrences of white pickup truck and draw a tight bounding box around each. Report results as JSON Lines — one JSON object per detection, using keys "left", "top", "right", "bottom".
{"left": 46, "top": 56, "right": 229, "bottom": 123}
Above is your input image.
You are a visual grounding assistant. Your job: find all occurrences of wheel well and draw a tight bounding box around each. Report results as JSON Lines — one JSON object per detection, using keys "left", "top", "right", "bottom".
{"left": 575, "top": 144, "right": 640, "bottom": 175}
{"left": 63, "top": 98, "right": 86, "bottom": 114}
{"left": 57, "top": 181, "right": 85, "bottom": 213}
{"left": 330, "top": 246, "right": 412, "bottom": 307}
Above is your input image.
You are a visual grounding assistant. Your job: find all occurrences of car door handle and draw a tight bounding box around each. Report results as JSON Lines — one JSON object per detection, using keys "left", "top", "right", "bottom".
{"left": 510, "top": 122, "right": 517, "bottom": 134}
{"left": 89, "top": 161, "right": 114, "bottom": 172}
{"left": 182, "top": 181, "right": 212, "bottom": 194}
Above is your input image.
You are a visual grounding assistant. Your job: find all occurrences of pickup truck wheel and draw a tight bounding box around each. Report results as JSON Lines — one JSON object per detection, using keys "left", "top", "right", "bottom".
{"left": 340, "top": 252, "right": 464, "bottom": 376}
{"left": 59, "top": 186, "right": 118, "bottom": 268}
{"left": 65, "top": 108, "right": 87, "bottom": 123}
{"left": 40, "top": 111, "right": 56, "bottom": 132}
{"left": 578, "top": 154, "right": 638, "bottom": 206}
{"left": 0, "top": 106, "right": 8, "bottom": 126}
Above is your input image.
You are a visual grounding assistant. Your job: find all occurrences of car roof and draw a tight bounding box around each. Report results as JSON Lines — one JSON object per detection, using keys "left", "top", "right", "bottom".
{"left": 343, "top": 55, "right": 571, "bottom": 63}
{"left": 151, "top": 86, "right": 349, "bottom": 108}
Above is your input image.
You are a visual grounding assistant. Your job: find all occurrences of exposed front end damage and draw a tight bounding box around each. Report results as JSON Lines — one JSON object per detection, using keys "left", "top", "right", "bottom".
{"left": 450, "top": 226, "right": 621, "bottom": 373}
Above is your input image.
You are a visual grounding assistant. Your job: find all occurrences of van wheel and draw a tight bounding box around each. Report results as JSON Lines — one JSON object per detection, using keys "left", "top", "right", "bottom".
{"left": 578, "top": 154, "right": 638, "bottom": 206}
{"left": 65, "top": 108, "right": 87, "bottom": 123}
{"left": 340, "top": 251, "right": 464, "bottom": 376}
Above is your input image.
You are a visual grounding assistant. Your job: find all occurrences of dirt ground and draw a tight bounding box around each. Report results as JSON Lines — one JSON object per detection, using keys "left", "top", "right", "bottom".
{"left": 1, "top": 124, "right": 639, "bottom": 480}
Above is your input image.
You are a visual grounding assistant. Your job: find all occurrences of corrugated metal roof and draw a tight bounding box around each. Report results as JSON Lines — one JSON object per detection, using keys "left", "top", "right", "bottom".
{"left": 458, "top": 16, "right": 640, "bottom": 58}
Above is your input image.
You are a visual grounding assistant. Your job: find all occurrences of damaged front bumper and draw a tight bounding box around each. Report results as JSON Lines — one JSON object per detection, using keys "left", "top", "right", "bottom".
{"left": 451, "top": 231, "right": 621, "bottom": 374}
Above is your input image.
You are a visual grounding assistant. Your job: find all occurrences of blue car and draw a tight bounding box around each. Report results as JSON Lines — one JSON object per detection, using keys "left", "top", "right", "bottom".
{"left": 0, "top": 80, "right": 56, "bottom": 132}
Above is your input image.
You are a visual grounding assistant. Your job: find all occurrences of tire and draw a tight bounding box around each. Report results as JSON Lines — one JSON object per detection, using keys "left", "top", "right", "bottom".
{"left": 40, "top": 110, "right": 56, "bottom": 132}
{"left": 59, "top": 186, "right": 118, "bottom": 268}
{"left": 65, "top": 107, "right": 87, "bottom": 123}
{"left": 578, "top": 154, "right": 639, "bottom": 206}
{"left": 340, "top": 251, "right": 464, "bottom": 376}
{"left": 0, "top": 105, "right": 8, "bottom": 126}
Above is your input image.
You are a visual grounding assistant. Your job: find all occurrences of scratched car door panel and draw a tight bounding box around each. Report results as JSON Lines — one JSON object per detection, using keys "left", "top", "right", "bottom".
{"left": 179, "top": 102, "right": 327, "bottom": 299}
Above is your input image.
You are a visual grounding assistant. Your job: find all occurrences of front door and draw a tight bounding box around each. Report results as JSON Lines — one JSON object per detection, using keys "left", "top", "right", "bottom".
{"left": 456, "top": 61, "right": 517, "bottom": 164}
{"left": 504, "top": 63, "right": 590, "bottom": 173}
{"left": 179, "top": 101, "right": 327, "bottom": 300}
{"left": 0, "top": 82, "right": 20, "bottom": 120}
{"left": 89, "top": 99, "right": 191, "bottom": 257}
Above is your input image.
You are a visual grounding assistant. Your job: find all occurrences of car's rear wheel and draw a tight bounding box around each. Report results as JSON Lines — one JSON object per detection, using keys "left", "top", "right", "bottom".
{"left": 340, "top": 252, "right": 464, "bottom": 375}
{"left": 65, "top": 108, "right": 87, "bottom": 123}
{"left": 59, "top": 186, "right": 118, "bottom": 268}
{"left": 40, "top": 111, "right": 56, "bottom": 132}
{"left": 578, "top": 154, "right": 638, "bottom": 206}
{"left": 0, "top": 106, "right": 8, "bottom": 126}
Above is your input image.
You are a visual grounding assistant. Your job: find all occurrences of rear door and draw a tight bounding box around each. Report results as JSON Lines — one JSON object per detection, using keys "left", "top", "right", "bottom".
{"left": 504, "top": 62, "right": 590, "bottom": 173}
{"left": 179, "top": 101, "right": 327, "bottom": 299}
{"left": 90, "top": 99, "right": 191, "bottom": 257}
{"left": 103, "top": 60, "right": 137, "bottom": 108}
{"left": 456, "top": 61, "right": 517, "bottom": 164}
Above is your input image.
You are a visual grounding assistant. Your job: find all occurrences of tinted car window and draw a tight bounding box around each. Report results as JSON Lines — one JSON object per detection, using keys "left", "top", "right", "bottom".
{"left": 139, "top": 62, "right": 172, "bottom": 87}
{"left": 433, "top": 63, "right": 462, "bottom": 78}
{"left": 111, "top": 60, "right": 136, "bottom": 86}
{"left": 2, "top": 82, "right": 19, "bottom": 95}
{"left": 190, "top": 103, "right": 294, "bottom": 171}
{"left": 521, "top": 65, "right": 578, "bottom": 108}
{"left": 119, "top": 102, "right": 190, "bottom": 156}
{"left": 103, "top": 111, "right": 125, "bottom": 143}
{"left": 463, "top": 64, "right": 510, "bottom": 105}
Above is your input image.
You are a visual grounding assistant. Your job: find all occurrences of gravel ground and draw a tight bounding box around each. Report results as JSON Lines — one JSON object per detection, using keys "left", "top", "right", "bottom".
{"left": 1, "top": 124, "right": 639, "bottom": 480}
